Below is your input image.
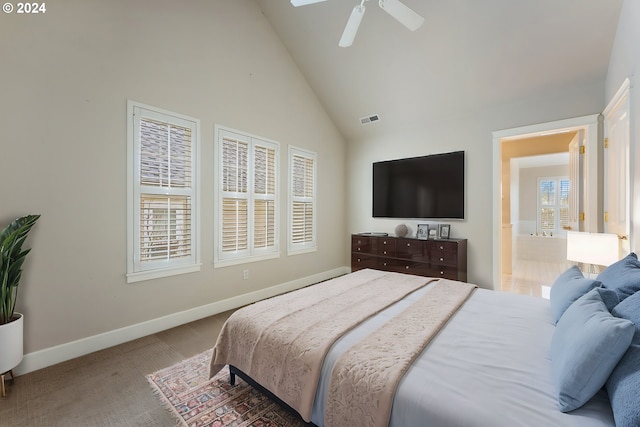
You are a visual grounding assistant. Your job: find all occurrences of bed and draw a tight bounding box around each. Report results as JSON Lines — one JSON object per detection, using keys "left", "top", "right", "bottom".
{"left": 209, "top": 265, "right": 640, "bottom": 427}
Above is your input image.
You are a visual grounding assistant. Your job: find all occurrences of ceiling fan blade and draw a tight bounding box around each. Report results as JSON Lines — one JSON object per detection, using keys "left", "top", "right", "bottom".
{"left": 378, "top": 0, "right": 424, "bottom": 31}
{"left": 291, "top": 0, "right": 327, "bottom": 6}
{"left": 339, "top": 4, "right": 366, "bottom": 47}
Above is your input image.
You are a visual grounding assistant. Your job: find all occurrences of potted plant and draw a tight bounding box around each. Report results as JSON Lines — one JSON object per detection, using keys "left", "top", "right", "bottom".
{"left": 0, "top": 214, "right": 40, "bottom": 396}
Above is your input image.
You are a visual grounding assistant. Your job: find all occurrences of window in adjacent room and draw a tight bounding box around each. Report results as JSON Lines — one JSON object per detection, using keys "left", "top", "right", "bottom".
{"left": 126, "top": 101, "right": 201, "bottom": 282}
{"left": 214, "top": 127, "right": 280, "bottom": 267}
{"left": 288, "top": 146, "right": 317, "bottom": 255}
{"left": 538, "top": 176, "right": 569, "bottom": 236}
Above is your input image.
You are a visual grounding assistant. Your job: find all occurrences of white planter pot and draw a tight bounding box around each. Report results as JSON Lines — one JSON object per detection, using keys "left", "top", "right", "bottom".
{"left": 0, "top": 313, "right": 23, "bottom": 374}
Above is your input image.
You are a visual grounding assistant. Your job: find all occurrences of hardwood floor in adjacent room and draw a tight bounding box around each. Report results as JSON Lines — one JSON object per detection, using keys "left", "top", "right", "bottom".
{"left": 0, "top": 310, "right": 235, "bottom": 427}
{"left": 501, "top": 258, "right": 572, "bottom": 299}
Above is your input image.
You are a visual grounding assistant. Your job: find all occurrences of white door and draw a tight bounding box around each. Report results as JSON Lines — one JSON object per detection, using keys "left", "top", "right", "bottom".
{"left": 603, "top": 78, "right": 631, "bottom": 248}
{"left": 568, "top": 131, "right": 583, "bottom": 232}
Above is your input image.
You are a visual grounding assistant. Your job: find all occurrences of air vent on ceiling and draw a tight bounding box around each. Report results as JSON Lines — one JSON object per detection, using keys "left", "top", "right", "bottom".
{"left": 360, "top": 114, "right": 380, "bottom": 125}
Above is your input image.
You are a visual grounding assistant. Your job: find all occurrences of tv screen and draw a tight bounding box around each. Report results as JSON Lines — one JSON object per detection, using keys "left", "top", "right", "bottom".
{"left": 372, "top": 151, "right": 465, "bottom": 219}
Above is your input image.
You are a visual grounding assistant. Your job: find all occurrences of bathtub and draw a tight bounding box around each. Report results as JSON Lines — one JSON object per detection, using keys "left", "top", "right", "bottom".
{"left": 515, "top": 234, "right": 567, "bottom": 262}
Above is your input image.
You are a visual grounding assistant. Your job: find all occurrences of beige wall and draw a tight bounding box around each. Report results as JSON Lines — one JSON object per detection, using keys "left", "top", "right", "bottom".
{"left": 0, "top": 0, "right": 347, "bottom": 356}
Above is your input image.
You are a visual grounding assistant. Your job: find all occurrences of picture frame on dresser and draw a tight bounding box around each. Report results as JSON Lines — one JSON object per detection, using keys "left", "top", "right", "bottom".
{"left": 427, "top": 225, "right": 438, "bottom": 239}
{"left": 438, "top": 224, "right": 450, "bottom": 239}
{"left": 416, "top": 224, "right": 429, "bottom": 239}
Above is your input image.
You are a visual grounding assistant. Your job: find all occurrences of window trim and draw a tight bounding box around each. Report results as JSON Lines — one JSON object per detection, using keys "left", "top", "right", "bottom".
{"left": 213, "top": 125, "right": 280, "bottom": 268}
{"left": 126, "top": 100, "right": 201, "bottom": 283}
{"left": 288, "top": 146, "right": 317, "bottom": 255}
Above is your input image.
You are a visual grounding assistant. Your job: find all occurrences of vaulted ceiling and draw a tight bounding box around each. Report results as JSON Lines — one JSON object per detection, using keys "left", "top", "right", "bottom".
{"left": 256, "top": 0, "right": 623, "bottom": 141}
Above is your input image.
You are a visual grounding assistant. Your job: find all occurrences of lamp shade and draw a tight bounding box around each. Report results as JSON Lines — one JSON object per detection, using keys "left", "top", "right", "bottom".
{"left": 566, "top": 231, "right": 620, "bottom": 266}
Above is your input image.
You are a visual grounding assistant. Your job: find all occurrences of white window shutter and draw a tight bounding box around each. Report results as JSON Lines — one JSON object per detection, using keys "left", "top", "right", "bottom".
{"left": 537, "top": 177, "right": 569, "bottom": 236}
{"left": 289, "top": 147, "right": 317, "bottom": 254}
{"left": 254, "top": 144, "right": 276, "bottom": 250}
{"left": 127, "top": 101, "right": 200, "bottom": 282}
{"left": 215, "top": 127, "right": 280, "bottom": 265}
{"left": 222, "top": 198, "right": 248, "bottom": 253}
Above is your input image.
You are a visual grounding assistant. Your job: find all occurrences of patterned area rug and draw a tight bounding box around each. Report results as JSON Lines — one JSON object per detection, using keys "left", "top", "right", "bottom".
{"left": 147, "top": 349, "right": 308, "bottom": 427}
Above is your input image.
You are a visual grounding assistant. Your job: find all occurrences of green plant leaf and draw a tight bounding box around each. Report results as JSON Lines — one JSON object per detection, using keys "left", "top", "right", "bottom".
{"left": 0, "top": 214, "right": 40, "bottom": 324}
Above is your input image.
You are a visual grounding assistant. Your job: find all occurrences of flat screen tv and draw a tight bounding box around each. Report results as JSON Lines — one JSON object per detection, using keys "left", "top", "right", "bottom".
{"left": 372, "top": 150, "right": 465, "bottom": 219}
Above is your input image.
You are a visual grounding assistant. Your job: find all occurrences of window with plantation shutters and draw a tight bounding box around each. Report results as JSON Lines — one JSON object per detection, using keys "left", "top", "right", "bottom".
{"left": 537, "top": 176, "right": 569, "bottom": 236}
{"left": 288, "top": 146, "right": 317, "bottom": 254}
{"left": 215, "top": 127, "right": 279, "bottom": 266}
{"left": 127, "top": 101, "right": 201, "bottom": 282}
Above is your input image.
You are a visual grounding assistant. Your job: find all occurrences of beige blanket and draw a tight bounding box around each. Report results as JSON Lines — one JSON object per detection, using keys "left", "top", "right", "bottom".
{"left": 324, "top": 279, "right": 477, "bottom": 427}
{"left": 209, "top": 269, "right": 434, "bottom": 422}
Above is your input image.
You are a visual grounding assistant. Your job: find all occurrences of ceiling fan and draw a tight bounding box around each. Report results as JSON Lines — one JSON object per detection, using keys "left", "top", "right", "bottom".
{"left": 291, "top": 0, "right": 425, "bottom": 47}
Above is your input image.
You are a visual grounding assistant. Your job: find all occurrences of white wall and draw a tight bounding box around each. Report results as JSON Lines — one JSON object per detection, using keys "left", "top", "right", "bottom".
{"left": 606, "top": 0, "right": 640, "bottom": 251}
{"left": 348, "top": 81, "right": 606, "bottom": 288}
{"left": 0, "top": 0, "right": 347, "bottom": 362}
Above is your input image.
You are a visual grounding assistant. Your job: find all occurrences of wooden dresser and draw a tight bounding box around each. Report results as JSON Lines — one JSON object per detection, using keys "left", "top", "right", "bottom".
{"left": 351, "top": 234, "right": 467, "bottom": 282}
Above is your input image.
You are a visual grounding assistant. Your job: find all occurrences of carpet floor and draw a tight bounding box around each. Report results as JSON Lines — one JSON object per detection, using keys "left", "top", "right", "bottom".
{"left": 0, "top": 310, "right": 235, "bottom": 426}
{"left": 147, "top": 349, "right": 308, "bottom": 427}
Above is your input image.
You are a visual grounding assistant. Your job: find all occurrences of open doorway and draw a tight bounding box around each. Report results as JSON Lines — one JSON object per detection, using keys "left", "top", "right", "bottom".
{"left": 502, "top": 147, "right": 573, "bottom": 298}
{"left": 492, "top": 115, "right": 602, "bottom": 296}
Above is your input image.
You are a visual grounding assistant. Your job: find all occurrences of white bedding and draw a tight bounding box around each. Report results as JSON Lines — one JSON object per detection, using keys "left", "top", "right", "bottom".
{"left": 312, "top": 284, "right": 615, "bottom": 427}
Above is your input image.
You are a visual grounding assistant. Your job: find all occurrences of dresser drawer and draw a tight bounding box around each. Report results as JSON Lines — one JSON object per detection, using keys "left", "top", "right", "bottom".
{"left": 429, "top": 241, "right": 458, "bottom": 266}
{"left": 351, "top": 253, "right": 377, "bottom": 271}
{"left": 395, "top": 238, "right": 428, "bottom": 262}
{"left": 379, "top": 258, "right": 431, "bottom": 276}
{"left": 428, "top": 265, "right": 460, "bottom": 280}
{"left": 377, "top": 237, "right": 396, "bottom": 257}
{"left": 352, "top": 236, "right": 377, "bottom": 255}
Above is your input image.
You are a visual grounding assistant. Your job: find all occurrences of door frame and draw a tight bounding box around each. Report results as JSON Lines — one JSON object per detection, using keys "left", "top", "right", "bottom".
{"left": 492, "top": 114, "right": 601, "bottom": 289}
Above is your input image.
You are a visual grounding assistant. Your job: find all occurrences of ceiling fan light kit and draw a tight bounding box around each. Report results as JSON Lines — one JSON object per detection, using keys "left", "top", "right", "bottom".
{"left": 291, "top": 0, "right": 424, "bottom": 47}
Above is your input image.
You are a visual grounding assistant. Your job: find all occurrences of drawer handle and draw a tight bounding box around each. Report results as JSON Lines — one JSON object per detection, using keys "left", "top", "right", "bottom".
{"left": 440, "top": 245, "right": 444, "bottom": 250}
{"left": 383, "top": 262, "right": 387, "bottom": 266}
{"left": 383, "top": 251, "right": 387, "bottom": 255}
{"left": 383, "top": 240, "right": 387, "bottom": 244}
{"left": 440, "top": 271, "right": 444, "bottom": 275}
{"left": 407, "top": 243, "right": 411, "bottom": 247}
{"left": 405, "top": 266, "right": 410, "bottom": 269}
{"left": 357, "top": 248, "right": 361, "bottom": 251}
{"left": 440, "top": 257, "right": 444, "bottom": 261}
{"left": 357, "top": 258, "right": 361, "bottom": 262}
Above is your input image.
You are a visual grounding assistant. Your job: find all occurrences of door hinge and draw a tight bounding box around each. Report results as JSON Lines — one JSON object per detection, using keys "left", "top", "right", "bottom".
{"left": 604, "top": 212, "right": 609, "bottom": 223}
{"left": 580, "top": 145, "right": 585, "bottom": 154}
{"left": 604, "top": 137, "right": 609, "bottom": 148}
{"left": 580, "top": 212, "right": 585, "bottom": 221}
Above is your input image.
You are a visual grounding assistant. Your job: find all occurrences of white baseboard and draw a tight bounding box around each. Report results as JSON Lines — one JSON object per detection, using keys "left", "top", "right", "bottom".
{"left": 15, "top": 266, "right": 350, "bottom": 376}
